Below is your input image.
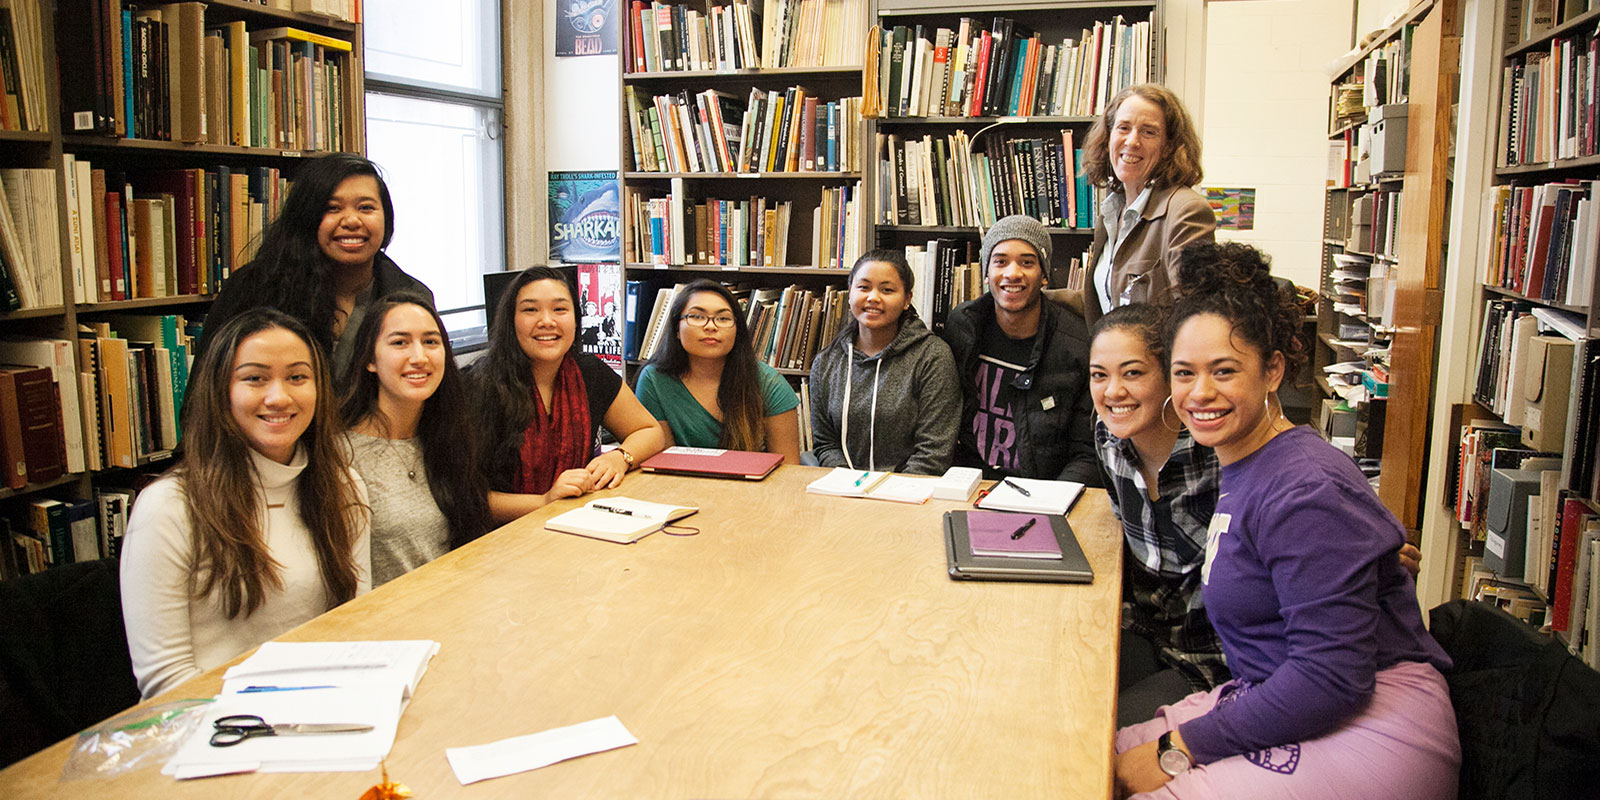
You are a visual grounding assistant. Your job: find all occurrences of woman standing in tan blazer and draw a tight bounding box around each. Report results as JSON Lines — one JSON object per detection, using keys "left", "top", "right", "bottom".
{"left": 1052, "top": 84, "right": 1216, "bottom": 326}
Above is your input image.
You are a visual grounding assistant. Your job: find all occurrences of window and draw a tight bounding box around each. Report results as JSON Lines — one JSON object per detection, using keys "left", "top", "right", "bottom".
{"left": 363, "top": 0, "right": 504, "bottom": 340}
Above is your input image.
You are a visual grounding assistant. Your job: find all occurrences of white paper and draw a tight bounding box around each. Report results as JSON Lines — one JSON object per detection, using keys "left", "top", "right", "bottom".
{"left": 163, "top": 683, "right": 404, "bottom": 778}
{"left": 661, "top": 446, "right": 725, "bottom": 456}
{"left": 223, "top": 640, "right": 439, "bottom": 699}
{"left": 977, "top": 477, "right": 1085, "bottom": 516}
{"left": 869, "top": 475, "right": 937, "bottom": 504}
{"left": 446, "top": 715, "right": 639, "bottom": 785}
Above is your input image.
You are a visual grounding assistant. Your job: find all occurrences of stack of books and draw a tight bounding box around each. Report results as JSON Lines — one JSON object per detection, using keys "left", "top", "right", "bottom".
{"left": 626, "top": 86, "right": 862, "bottom": 174}
{"left": 875, "top": 129, "right": 1096, "bottom": 229}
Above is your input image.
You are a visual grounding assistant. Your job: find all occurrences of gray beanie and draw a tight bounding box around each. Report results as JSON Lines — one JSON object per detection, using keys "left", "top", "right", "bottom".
{"left": 980, "top": 215, "right": 1051, "bottom": 271}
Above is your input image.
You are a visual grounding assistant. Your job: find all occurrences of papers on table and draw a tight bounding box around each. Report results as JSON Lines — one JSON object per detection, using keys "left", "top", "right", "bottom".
{"left": 804, "top": 468, "right": 936, "bottom": 503}
{"left": 163, "top": 683, "right": 406, "bottom": 779}
{"left": 222, "top": 640, "right": 439, "bottom": 700}
{"left": 446, "top": 715, "right": 639, "bottom": 785}
{"left": 931, "top": 466, "right": 982, "bottom": 501}
{"left": 976, "top": 477, "right": 1084, "bottom": 516}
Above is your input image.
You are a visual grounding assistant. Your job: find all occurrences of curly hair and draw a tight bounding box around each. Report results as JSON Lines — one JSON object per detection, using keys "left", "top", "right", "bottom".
{"left": 1162, "top": 241, "right": 1306, "bottom": 377}
{"left": 1082, "top": 84, "right": 1204, "bottom": 192}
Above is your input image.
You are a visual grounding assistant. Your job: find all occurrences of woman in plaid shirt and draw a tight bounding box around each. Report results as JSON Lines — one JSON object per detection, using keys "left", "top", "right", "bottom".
{"left": 1088, "top": 304, "right": 1230, "bottom": 728}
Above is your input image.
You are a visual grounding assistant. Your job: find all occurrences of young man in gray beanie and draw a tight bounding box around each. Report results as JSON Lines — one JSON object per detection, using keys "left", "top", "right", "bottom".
{"left": 939, "top": 215, "right": 1100, "bottom": 485}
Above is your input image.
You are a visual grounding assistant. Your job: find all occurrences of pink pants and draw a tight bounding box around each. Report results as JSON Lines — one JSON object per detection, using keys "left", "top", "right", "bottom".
{"left": 1115, "top": 660, "right": 1461, "bottom": 800}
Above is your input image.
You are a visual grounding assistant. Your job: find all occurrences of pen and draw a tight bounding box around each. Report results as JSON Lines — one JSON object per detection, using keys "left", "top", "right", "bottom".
{"left": 1010, "top": 518, "right": 1037, "bottom": 540}
{"left": 592, "top": 503, "right": 635, "bottom": 516}
{"left": 1002, "top": 478, "right": 1032, "bottom": 497}
{"left": 853, "top": 471, "right": 872, "bottom": 487}
{"left": 239, "top": 685, "right": 337, "bottom": 693}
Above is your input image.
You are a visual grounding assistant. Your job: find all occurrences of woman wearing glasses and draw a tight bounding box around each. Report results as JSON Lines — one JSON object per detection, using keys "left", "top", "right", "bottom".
{"left": 637, "top": 280, "right": 801, "bottom": 462}
{"left": 809, "top": 250, "right": 960, "bottom": 475}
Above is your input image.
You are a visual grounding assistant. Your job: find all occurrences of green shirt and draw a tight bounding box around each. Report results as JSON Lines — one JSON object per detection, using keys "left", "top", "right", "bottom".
{"left": 636, "top": 362, "right": 798, "bottom": 449}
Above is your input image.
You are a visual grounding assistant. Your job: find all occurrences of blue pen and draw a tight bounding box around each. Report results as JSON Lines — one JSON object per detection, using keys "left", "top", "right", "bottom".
{"left": 239, "top": 685, "right": 338, "bottom": 693}
{"left": 853, "top": 471, "right": 872, "bottom": 487}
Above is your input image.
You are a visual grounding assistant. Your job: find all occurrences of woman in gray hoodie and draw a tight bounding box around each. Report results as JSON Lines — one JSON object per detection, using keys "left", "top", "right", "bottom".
{"left": 808, "top": 250, "right": 961, "bottom": 475}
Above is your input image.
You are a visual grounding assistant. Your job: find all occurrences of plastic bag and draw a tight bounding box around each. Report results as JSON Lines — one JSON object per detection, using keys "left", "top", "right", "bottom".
{"left": 59, "top": 698, "right": 213, "bottom": 780}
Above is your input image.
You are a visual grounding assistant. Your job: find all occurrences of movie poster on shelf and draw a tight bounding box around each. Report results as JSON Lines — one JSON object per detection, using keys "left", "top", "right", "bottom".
{"left": 577, "top": 263, "right": 625, "bottom": 375}
{"left": 549, "top": 171, "right": 621, "bottom": 263}
{"left": 555, "top": 0, "right": 619, "bottom": 56}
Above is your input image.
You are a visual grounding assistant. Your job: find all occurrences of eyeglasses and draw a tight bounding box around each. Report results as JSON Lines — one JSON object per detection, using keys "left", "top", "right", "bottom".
{"left": 681, "top": 313, "right": 737, "bottom": 328}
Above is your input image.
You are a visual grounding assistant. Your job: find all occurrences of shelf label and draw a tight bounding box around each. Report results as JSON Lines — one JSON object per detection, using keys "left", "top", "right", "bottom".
{"left": 997, "top": 116, "right": 1026, "bottom": 123}
{"left": 281, "top": 150, "right": 302, "bottom": 158}
{"left": 737, "top": 172, "right": 759, "bottom": 178}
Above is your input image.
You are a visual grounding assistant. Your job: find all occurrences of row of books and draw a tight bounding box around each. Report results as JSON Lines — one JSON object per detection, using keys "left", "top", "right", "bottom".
{"left": 627, "top": 86, "right": 861, "bottom": 174}
{"left": 0, "top": 338, "right": 84, "bottom": 483}
{"left": 904, "top": 238, "right": 984, "bottom": 333}
{"left": 628, "top": 279, "right": 849, "bottom": 371}
{"left": 869, "top": 14, "right": 1150, "bottom": 119}
{"left": 65, "top": 156, "right": 289, "bottom": 303}
{"left": 1348, "top": 188, "right": 1401, "bottom": 259}
{"left": 876, "top": 129, "right": 1097, "bottom": 230}
{"left": 0, "top": 168, "right": 63, "bottom": 310}
{"left": 78, "top": 315, "right": 196, "bottom": 472}
{"left": 1359, "top": 23, "right": 1414, "bottom": 109}
{"left": 1498, "top": 28, "right": 1599, "bottom": 168}
{"left": 626, "top": 181, "right": 861, "bottom": 269}
{"left": 627, "top": 0, "right": 866, "bottom": 73}
{"left": 0, "top": 0, "right": 46, "bottom": 131}
{"left": 1468, "top": 309, "right": 1597, "bottom": 484}
{"left": 1482, "top": 180, "right": 1599, "bottom": 306}
{"left": 3, "top": 488, "right": 134, "bottom": 578}
{"left": 58, "top": 1, "right": 356, "bottom": 151}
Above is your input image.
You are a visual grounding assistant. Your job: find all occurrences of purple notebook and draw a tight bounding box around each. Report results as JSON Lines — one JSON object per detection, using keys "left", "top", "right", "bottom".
{"left": 966, "top": 512, "right": 1062, "bottom": 559}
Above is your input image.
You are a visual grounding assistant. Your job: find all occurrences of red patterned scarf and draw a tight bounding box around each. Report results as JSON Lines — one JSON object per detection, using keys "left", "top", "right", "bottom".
{"left": 515, "top": 355, "right": 592, "bottom": 495}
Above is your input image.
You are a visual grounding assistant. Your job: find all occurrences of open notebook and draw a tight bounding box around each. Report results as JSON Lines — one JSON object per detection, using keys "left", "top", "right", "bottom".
{"left": 803, "top": 468, "right": 936, "bottom": 504}
{"left": 976, "top": 477, "right": 1085, "bottom": 516}
{"left": 544, "top": 497, "right": 699, "bottom": 543}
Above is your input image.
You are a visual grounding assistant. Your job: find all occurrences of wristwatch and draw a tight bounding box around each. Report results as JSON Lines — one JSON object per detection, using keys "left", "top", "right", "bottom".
{"left": 615, "top": 446, "right": 636, "bottom": 471}
{"left": 1157, "top": 731, "right": 1192, "bottom": 777}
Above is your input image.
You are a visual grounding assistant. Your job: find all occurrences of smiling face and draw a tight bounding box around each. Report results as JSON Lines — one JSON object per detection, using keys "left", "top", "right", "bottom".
{"left": 229, "top": 327, "right": 317, "bottom": 465}
{"left": 317, "top": 175, "right": 387, "bottom": 271}
{"left": 513, "top": 278, "right": 577, "bottom": 365}
{"left": 1089, "top": 327, "right": 1171, "bottom": 440}
{"left": 850, "top": 260, "right": 910, "bottom": 335}
{"left": 1109, "top": 94, "right": 1169, "bottom": 193}
{"left": 986, "top": 239, "right": 1045, "bottom": 314}
{"left": 677, "top": 291, "right": 738, "bottom": 361}
{"left": 1168, "top": 313, "right": 1285, "bottom": 465}
{"left": 368, "top": 303, "right": 446, "bottom": 414}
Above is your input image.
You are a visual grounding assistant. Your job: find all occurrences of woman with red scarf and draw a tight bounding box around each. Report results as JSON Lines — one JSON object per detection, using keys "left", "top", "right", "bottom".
{"left": 472, "top": 267, "right": 665, "bottom": 523}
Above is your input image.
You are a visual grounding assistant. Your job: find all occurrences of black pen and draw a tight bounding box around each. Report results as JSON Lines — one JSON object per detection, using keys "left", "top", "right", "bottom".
{"left": 592, "top": 503, "right": 634, "bottom": 516}
{"left": 1002, "top": 478, "right": 1032, "bottom": 497}
{"left": 1010, "top": 518, "right": 1037, "bottom": 540}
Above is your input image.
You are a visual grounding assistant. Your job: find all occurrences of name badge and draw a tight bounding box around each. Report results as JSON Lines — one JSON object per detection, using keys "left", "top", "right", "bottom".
{"left": 1202, "top": 513, "right": 1231, "bottom": 586}
{"left": 1040, "top": 396, "right": 1056, "bottom": 411}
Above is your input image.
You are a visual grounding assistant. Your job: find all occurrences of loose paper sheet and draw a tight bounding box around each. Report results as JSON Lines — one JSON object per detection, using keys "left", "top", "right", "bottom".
{"left": 446, "top": 715, "right": 639, "bottom": 785}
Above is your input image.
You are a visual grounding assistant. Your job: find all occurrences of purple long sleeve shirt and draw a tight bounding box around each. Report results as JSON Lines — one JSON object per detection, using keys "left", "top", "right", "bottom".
{"left": 1178, "top": 427, "right": 1450, "bottom": 765}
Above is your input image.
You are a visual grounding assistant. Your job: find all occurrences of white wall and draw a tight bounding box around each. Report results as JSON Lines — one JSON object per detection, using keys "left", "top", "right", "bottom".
{"left": 1199, "top": 0, "right": 1354, "bottom": 289}
{"left": 541, "top": 4, "right": 622, "bottom": 172}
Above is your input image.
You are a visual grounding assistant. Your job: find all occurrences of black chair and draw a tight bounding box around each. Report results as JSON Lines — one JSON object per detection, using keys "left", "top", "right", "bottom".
{"left": 1429, "top": 599, "right": 1600, "bottom": 800}
{"left": 0, "top": 558, "right": 141, "bottom": 768}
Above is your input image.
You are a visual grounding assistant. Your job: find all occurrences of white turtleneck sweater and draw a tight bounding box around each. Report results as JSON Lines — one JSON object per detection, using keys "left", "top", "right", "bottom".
{"left": 120, "top": 447, "right": 371, "bottom": 699}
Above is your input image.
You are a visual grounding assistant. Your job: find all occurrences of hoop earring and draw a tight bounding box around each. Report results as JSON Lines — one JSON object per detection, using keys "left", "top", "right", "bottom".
{"left": 1161, "top": 396, "right": 1183, "bottom": 433}
{"left": 1265, "top": 391, "right": 1284, "bottom": 425}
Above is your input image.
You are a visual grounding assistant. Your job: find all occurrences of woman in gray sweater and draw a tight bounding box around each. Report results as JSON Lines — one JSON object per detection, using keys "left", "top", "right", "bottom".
{"left": 808, "top": 250, "right": 961, "bottom": 475}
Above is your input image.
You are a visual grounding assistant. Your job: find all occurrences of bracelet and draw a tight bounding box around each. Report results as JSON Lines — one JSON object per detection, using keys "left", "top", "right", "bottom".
{"left": 615, "top": 447, "right": 636, "bottom": 470}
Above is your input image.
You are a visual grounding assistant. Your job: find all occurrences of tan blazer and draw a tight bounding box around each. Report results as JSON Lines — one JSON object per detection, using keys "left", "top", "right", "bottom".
{"left": 1047, "top": 184, "right": 1216, "bottom": 327}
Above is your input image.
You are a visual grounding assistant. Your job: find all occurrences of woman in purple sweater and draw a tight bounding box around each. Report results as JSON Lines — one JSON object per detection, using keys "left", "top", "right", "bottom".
{"left": 1112, "top": 241, "right": 1459, "bottom": 799}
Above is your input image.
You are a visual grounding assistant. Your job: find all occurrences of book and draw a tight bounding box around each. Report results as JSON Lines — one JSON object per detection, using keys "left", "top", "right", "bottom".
{"left": 544, "top": 497, "right": 699, "bottom": 544}
{"left": 977, "top": 477, "right": 1085, "bottom": 516}
{"left": 804, "top": 467, "right": 936, "bottom": 503}
{"left": 966, "top": 512, "right": 1061, "bottom": 559}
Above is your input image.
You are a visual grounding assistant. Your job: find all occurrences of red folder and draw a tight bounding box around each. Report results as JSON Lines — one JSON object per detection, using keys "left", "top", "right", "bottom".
{"left": 640, "top": 447, "right": 783, "bottom": 481}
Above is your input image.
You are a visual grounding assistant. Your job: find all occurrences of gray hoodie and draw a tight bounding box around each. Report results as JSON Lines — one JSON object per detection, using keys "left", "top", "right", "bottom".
{"left": 807, "top": 313, "right": 960, "bottom": 475}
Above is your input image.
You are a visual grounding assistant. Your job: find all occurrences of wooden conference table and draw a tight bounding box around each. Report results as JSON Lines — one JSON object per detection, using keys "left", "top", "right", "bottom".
{"left": 0, "top": 466, "right": 1124, "bottom": 798}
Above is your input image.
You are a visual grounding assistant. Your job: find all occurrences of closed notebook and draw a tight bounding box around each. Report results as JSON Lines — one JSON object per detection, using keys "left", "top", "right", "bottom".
{"left": 545, "top": 497, "right": 699, "bottom": 544}
{"left": 976, "top": 477, "right": 1085, "bottom": 516}
{"left": 641, "top": 446, "right": 783, "bottom": 480}
{"left": 966, "top": 512, "right": 1061, "bottom": 559}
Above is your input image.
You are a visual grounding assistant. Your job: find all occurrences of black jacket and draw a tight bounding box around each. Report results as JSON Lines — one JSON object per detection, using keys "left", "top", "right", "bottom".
{"left": 940, "top": 294, "right": 1100, "bottom": 486}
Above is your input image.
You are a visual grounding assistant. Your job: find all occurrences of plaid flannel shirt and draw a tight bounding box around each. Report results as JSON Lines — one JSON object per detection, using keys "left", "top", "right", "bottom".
{"left": 1095, "top": 420, "right": 1230, "bottom": 692}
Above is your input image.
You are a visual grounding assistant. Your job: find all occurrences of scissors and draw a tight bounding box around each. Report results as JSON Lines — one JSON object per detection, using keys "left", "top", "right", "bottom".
{"left": 209, "top": 714, "right": 374, "bottom": 747}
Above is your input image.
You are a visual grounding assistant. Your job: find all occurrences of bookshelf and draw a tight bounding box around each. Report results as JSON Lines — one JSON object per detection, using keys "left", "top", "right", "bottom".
{"left": 1419, "top": 0, "right": 1600, "bottom": 662}
{"left": 617, "top": 0, "right": 868, "bottom": 380}
{"left": 1313, "top": 0, "right": 1455, "bottom": 534}
{"left": 0, "top": 0, "right": 366, "bottom": 579}
{"left": 866, "top": 0, "right": 1160, "bottom": 329}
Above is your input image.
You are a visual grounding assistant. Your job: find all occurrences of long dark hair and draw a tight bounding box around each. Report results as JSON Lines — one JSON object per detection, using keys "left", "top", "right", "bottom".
{"left": 177, "top": 309, "right": 363, "bottom": 618}
{"left": 1162, "top": 241, "right": 1306, "bottom": 377}
{"left": 207, "top": 154, "right": 397, "bottom": 357}
{"left": 472, "top": 266, "right": 579, "bottom": 450}
{"left": 338, "top": 293, "right": 490, "bottom": 549}
{"left": 648, "top": 280, "right": 767, "bottom": 450}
